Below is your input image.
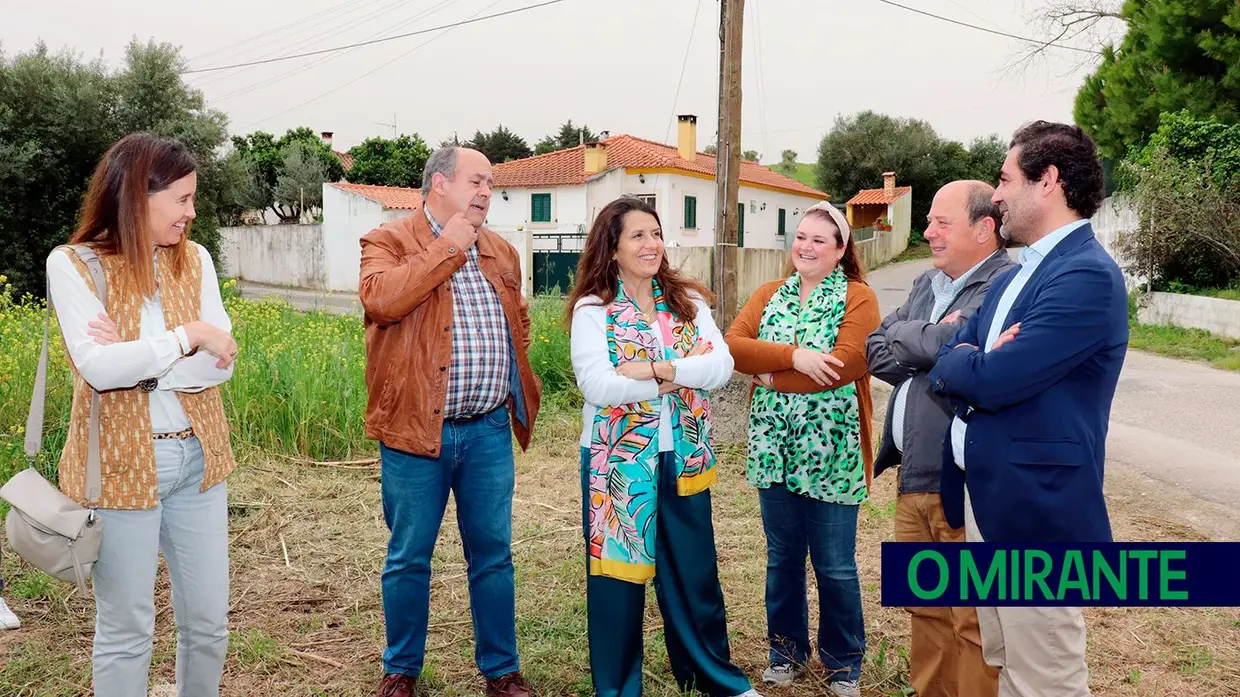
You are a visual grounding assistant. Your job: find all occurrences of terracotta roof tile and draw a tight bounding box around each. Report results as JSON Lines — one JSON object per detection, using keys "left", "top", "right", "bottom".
{"left": 493, "top": 134, "right": 828, "bottom": 198}
{"left": 846, "top": 186, "right": 911, "bottom": 206}
{"left": 334, "top": 151, "right": 354, "bottom": 171}
{"left": 332, "top": 183, "right": 422, "bottom": 209}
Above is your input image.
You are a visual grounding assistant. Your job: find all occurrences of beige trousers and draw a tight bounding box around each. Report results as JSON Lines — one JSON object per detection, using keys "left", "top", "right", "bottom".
{"left": 964, "top": 488, "right": 1092, "bottom": 697}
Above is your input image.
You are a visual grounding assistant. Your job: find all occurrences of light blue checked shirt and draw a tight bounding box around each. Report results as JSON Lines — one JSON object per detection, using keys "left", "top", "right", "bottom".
{"left": 950, "top": 219, "right": 1088, "bottom": 469}
{"left": 890, "top": 254, "right": 992, "bottom": 453}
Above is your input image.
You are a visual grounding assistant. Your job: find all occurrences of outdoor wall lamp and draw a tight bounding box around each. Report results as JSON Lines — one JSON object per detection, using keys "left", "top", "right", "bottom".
{"left": 501, "top": 191, "right": 508, "bottom": 200}
{"left": 761, "top": 202, "right": 767, "bottom": 211}
{"left": 638, "top": 174, "right": 646, "bottom": 183}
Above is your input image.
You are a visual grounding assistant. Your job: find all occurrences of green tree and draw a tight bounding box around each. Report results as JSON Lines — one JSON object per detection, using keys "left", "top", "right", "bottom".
{"left": 534, "top": 120, "right": 596, "bottom": 154}
{"left": 344, "top": 134, "right": 432, "bottom": 188}
{"left": 1074, "top": 0, "right": 1240, "bottom": 159}
{"left": 0, "top": 40, "right": 231, "bottom": 298}
{"left": 776, "top": 149, "right": 798, "bottom": 175}
{"left": 467, "top": 125, "right": 532, "bottom": 163}
{"left": 1115, "top": 111, "right": 1240, "bottom": 289}
{"left": 214, "top": 151, "right": 267, "bottom": 226}
{"left": 965, "top": 135, "right": 1008, "bottom": 183}
{"left": 230, "top": 127, "right": 343, "bottom": 222}
{"left": 274, "top": 141, "right": 326, "bottom": 221}
{"left": 816, "top": 111, "right": 944, "bottom": 226}
{"left": 742, "top": 150, "right": 762, "bottom": 162}
{"left": 816, "top": 111, "right": 1007, "bottom": 237}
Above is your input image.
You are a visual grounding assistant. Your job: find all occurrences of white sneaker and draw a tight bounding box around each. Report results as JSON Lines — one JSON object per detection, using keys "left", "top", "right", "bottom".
{"left": 762, "top": 662, "right": 804, "bottom": 686}
{"left": 0, "top": 597, "right": 20, "bottom": 630}
{"left": 732, "top": 690, "right": 764, "bottom": 697}
{"left": 828, "top": 680, "right": 860, "bottom": 697}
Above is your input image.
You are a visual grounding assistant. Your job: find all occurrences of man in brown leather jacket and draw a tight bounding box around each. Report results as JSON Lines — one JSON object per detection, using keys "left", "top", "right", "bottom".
{"left": 358, "top": 146, "right": 541, "bottom": 697}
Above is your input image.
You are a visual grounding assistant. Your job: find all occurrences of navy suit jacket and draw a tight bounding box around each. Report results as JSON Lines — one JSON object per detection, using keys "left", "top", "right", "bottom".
{"left": 928, "top": 223, "right": 1128, "bottom": 543}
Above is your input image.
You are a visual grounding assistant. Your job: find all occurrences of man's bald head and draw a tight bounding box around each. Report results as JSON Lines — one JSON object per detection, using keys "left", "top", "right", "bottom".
{"left": 924, "top": 180, "right": 1004, "bottom": 279}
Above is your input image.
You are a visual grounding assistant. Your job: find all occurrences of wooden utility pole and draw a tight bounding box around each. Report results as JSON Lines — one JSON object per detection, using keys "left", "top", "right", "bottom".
{"left": 714, "top": 0, "right": 744, "bottom": 329}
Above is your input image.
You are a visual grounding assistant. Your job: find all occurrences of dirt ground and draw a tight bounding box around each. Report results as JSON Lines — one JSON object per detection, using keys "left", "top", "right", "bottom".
{"left": 2, "top": 393, "right": 1238, "bottom": 696}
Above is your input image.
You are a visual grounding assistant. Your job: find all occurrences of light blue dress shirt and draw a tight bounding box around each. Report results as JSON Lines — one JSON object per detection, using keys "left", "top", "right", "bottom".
{"left": 890, "top": 253, "right": 992, "bottom": 453}
{"left": 950, "top": 219, "right": 1089, "bottom": 469}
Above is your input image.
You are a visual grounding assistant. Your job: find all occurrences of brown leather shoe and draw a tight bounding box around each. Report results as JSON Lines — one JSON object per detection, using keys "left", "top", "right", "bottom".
{"left": 377, "top": 673, "right": 417, "bottom": 697}
{"left": 485, "top": 672, "right": 533, "bottom": 697}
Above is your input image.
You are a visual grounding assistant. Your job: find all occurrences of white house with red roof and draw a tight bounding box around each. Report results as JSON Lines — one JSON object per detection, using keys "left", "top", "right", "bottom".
{"left": 487, "top": 115, "right": 829, "bottom": 250}
{"left": 844, "top": 171, "right": 913, "bottom": 244}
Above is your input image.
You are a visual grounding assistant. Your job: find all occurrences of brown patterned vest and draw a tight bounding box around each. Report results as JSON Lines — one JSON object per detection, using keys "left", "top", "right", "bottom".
{"left": 56, "top": 244, "right": 236, "bottom": 510}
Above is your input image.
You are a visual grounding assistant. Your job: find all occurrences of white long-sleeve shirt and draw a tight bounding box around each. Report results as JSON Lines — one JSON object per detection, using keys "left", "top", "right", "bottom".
{"left": 571, "top": 293, "right": 734, "bottom": 450}
{"left": 46, "top": 243, "right": 235, "bottom": 433}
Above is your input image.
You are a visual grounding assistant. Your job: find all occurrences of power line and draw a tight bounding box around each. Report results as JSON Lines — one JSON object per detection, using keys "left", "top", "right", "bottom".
{"left": 186, "top": 0, "right": 377, "bottom": 67}
{"left": 750, "top": 0, "right": 769, "bottom": 161}
{"left": 240, "top": 0, "right": 521, "bottom": 131}
{"left": 182, "top": 0, "right": 571, "bottom": 75}
{"left": 194, "top": 0, "right": 427, "bottom": 90}
{"left": 189, "top": 0, "right": 412, "bottom": 86}
{"left": 872, "top": 0, "right": 1098, "bottom": 54}
{"left": 663, "top": 0, "right": 705, "bottom": 143}
{"left": 938, "top": 0, "right": 1007, "bottom": 33}
{"left": 212, "top": 0, "right": 459, "bottom": 102}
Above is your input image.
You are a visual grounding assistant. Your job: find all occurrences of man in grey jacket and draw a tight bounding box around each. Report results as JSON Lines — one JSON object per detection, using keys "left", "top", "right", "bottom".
{"left": 866, "top": 180, "right": 1015, "bottom": 697}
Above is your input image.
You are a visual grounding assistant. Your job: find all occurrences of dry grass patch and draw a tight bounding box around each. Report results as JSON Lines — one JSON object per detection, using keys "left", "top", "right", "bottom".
{"left": 2, "top": 409, "right": 1238, "bottom": 696}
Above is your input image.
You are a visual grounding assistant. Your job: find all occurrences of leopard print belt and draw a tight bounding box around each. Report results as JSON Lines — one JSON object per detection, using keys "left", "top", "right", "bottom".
{"left": 152, "top": 427, "right": 195, "bottom": 440}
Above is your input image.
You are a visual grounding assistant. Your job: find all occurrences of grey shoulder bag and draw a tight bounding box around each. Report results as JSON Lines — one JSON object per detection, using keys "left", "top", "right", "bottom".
{"left": 0, "top": 245, "right": 106, "bottom": 594}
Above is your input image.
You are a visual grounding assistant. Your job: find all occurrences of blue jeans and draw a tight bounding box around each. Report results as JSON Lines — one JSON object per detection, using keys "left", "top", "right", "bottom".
{"left": 92, "top": 437, "right": 230, "bottom": 697}
{"left": 758, "top": 484, "right": 865, "bottom": 682}
{"left": 379, "top": 406, "right": 518, "bottom": 679}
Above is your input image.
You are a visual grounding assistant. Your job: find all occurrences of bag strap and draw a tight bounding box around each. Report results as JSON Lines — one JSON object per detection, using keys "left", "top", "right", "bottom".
{"left": 25, "top": 244, "right": 106, "bottom": 506}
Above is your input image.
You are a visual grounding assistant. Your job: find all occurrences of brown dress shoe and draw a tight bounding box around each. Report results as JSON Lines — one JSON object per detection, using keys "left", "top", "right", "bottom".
{"left": 377, "top": 673, "right": 418, "bottom": 697}
{"left": 485, "top": 672, "right": 533, "bottom": 697}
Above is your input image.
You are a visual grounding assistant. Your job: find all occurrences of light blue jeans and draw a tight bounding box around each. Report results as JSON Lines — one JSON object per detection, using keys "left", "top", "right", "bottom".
{"left": 92, "top": 436, "right": 230, "bottom": 697}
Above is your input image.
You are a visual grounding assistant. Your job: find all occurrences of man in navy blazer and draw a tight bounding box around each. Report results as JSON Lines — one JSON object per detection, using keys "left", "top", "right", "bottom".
{"left": 928, "top": 121, "right": 1127, "bottom": 697}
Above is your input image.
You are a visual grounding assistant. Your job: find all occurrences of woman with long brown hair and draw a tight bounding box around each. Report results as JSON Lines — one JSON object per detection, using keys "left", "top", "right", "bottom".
{"left": 566, "top": 197, "right": 759, "bottom": 697}
{"left": 45, "top": 132, "right": 239, "bottom": 697}
{"left": 725, "top": 203, "right": 880, "bottom": 696}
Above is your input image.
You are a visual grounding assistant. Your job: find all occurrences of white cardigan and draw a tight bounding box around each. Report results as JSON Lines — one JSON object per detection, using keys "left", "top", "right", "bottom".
{"left": 570, "top": 293, "right": 734, "bottom": 450}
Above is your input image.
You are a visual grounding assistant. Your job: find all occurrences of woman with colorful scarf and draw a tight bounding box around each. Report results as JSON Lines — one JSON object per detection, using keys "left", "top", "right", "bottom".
{"left": 566, "top": 197, "right": 760, "bottom": 697}
{"left": 725, "top": 202, "right": 880, "bottom": 697}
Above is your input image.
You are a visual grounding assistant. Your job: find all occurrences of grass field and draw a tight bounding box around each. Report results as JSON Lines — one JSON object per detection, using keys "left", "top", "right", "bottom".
{"left": 784, "top": 163, "right": 818, "bottom": 190}
{"left": 1, "top": 280, "right": 1238, "bottom": 696}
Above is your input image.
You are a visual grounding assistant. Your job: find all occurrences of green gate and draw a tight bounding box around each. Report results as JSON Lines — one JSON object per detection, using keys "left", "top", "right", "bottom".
{"left": 533, "top": 233, "right": 585, "bottom": 295}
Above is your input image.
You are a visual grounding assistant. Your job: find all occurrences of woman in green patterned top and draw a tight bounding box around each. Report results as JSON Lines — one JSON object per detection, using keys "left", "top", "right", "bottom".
{"left": 725, "top": 203, "right": 880, "bottom": 697}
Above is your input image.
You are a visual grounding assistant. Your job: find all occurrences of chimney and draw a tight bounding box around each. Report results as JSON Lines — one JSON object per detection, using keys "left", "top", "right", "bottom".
{"left": 883, "top": 171, "right": 896, "bottom": 198}
{"left": 584, "top": 142, "right": 608, "bottom": 175}
{"left": 677, "top": 114, "right": 697, "bottom": 161}
{"left": 321, "top": 131, "right": 334, "bottom": 148}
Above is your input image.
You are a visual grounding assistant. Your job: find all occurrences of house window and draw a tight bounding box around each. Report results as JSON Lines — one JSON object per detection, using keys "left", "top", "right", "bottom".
{"left": 684, "top": 196, "right": 698, "bottom": 230}
{"left": 636, "top": 194, "right": 657, "bottom": 209}
{"left": 531, "top": 193, "right": 552, "bottom": 223}
{"left": 777, "top": 208, "right": 787, "bottom": 236}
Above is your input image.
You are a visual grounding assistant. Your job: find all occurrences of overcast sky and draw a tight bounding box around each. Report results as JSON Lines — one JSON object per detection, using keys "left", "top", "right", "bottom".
{"left": 4, "top": 0, "right": 1126, "bottom": 165}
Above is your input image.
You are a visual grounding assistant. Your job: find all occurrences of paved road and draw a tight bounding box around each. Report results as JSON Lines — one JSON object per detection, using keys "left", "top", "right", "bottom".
{"left": 238, "top": 281, "right": 362, "bottom": 315}
{"left": 868, "top": 258, "right": 1240, "bottom": 529}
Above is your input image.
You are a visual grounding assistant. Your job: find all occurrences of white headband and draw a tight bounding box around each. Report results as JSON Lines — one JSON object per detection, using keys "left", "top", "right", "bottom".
{"left": 804, "top": 201, "right": 851, "bottom": 245}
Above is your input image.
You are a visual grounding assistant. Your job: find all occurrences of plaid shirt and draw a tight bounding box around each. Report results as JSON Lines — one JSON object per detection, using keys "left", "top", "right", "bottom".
{"left": 426, "top": 208, "right": 512, "bottom": 418}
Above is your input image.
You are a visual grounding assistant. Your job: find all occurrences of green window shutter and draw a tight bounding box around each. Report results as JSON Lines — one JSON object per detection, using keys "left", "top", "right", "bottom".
{"left": 531, "top": 193, "right": 551, "bottom": 222}
{"left": 684, "top": 196, "right": 697, "bottom": 229}
{"left": 778, "top": 208, "right": 786, "bottom": 235}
